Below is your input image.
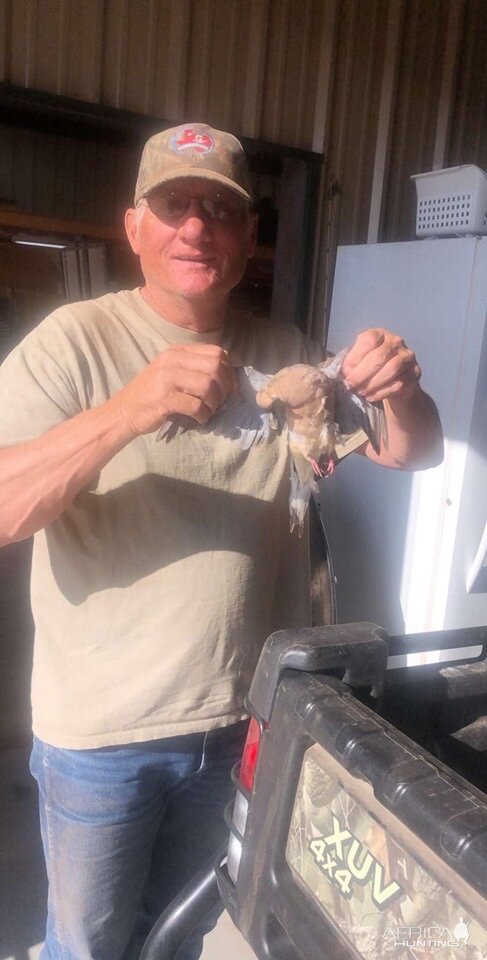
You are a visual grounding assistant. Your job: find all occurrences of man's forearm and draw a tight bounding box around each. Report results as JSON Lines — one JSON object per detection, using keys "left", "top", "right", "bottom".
{"left": 0, "top": 398, "right": 135, "bottom": 546}
{"left": 364, "top": 387, "right": 444, "bottom": 469}
{"left": 0, "top": 342, "right": 239, "bottom": 546}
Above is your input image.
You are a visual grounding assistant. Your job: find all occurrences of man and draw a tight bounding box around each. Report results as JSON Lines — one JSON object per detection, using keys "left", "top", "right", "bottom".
{"left": 0, "top": 123, "right": 443, "bottom": 960}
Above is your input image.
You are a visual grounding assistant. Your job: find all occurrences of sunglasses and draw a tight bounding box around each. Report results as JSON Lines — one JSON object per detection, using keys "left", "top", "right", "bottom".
{"left": 146, "top": 190, "right": 249, "bottom": 224}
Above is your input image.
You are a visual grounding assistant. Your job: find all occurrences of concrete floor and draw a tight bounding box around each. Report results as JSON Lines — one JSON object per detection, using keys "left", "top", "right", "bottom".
{"left": 0, "top": 746, "right": 255, "bottom": 960}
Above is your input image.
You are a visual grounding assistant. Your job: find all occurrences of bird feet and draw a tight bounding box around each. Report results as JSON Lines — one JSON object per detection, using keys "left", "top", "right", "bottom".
{"left": 310, "top": 457, "right": 335, "bottom": 478}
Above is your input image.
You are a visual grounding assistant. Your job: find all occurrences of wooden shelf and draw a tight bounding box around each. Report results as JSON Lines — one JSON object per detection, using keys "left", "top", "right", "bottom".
{"left": 0, "top": 208, "right": 125, "bottom": 243}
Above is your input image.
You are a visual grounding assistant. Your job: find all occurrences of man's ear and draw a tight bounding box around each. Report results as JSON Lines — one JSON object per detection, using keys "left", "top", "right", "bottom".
{"left": 125, "top": 208, "right": 141, "bottom": 254}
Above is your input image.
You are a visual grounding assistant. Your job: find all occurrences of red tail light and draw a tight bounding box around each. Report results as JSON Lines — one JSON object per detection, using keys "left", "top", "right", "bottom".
{"left": 239, "top": 716, "right": 262, "bottom": 791}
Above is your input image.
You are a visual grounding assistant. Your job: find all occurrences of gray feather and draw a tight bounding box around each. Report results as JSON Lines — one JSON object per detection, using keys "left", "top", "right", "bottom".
{"left": 320, "top": 350, "right": 387, "bottom": 455}
{"left": 156, "top": 366, "right": 280, "bottom": 447}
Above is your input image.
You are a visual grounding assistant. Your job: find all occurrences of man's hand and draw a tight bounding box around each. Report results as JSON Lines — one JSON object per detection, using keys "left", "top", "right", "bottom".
{"left": 341, "top": 328, "right": 421, "bottom": 404}
{"left": 115, "top": 344, "right": 238, "bottom": 436}
{"left": 339, "top": 327, "right": 443, "bottom": 469}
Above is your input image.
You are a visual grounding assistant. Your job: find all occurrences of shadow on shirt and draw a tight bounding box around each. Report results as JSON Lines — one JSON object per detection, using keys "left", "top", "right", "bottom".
{"left": 45, "top": 472, "right": 289, "bottom": 605}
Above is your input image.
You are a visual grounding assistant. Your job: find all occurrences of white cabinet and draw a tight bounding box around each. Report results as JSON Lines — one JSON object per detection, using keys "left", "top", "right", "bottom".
{"left": 319, "top": 238, "right": 487, "bottom": 634}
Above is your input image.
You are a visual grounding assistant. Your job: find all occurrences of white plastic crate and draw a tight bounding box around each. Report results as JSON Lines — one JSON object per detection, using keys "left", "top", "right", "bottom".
{"left": 411, "top": 164, "right": 487, "bottom": 237}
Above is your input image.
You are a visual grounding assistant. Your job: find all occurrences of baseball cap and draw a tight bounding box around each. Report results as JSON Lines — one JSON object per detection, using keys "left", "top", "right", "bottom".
{"left": 134, "top": 123, "right": 253, "bottom": 206}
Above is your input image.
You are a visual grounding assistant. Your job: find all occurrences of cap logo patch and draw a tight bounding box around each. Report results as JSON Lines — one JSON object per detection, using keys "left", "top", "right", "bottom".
{"left": 171, "top": 128, "right": 214, "bottom": 155}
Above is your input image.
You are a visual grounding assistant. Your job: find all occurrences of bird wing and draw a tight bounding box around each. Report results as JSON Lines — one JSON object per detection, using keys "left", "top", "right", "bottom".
{"left": 157, "top": 366, "right": 281, "bottom": 448}
{"left": 320, "top": 350, "right": 387, "bottom": 456}
{"left": 212, "top": 366, "right": 281, "bottom": 448}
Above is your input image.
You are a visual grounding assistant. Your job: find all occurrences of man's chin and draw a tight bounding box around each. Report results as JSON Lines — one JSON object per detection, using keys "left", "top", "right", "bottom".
{"left": 174, "top": 273, "right": 227, "bottom": 299}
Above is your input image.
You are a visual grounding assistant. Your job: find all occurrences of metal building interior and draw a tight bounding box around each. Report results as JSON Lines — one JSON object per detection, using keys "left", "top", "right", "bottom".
{"left": 0, "top": 1, "right": 486, "bottom": 957}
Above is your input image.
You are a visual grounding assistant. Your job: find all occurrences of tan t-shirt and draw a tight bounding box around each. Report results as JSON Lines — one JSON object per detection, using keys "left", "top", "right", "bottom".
{"left": 0, "top": 289, "right": 324, "bottom": 748}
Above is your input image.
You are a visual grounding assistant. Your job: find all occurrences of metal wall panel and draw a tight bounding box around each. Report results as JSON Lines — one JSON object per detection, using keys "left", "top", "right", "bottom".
{"left": 308, "top": 0, "right": 392, "bottom": 336}
{"left": 382, "top": 0, "right": 451, "bottom": 242}
{"left": 6, "top": 0, "right": 104, "bottom": 100}
{"left": 2, "top": 1, "right": 486, "bottom": 159}
{"left": 1, "top": 0, "right": 326, "bottom": 146}
{"left": 448, "top": 0, "right": 487, "bottom": 166}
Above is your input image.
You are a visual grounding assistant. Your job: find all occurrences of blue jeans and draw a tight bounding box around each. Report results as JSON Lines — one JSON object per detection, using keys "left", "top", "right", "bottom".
{"left": 30, "top": 721, "right": 248, "bottom": 960}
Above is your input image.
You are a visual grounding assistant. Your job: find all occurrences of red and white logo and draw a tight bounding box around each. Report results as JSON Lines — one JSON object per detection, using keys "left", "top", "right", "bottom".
{"left": 171, "top": 127, "right": 214, "bottom": 155}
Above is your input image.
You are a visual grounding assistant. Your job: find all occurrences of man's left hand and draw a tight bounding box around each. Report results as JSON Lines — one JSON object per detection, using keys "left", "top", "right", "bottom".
{"left": 341, "top": 328, "right": 421, "bottom": 404}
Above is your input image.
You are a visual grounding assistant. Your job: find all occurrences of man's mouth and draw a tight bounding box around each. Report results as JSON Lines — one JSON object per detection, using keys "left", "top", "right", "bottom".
{"left": 174, "top": 255, "right": 215, "bottom": 264}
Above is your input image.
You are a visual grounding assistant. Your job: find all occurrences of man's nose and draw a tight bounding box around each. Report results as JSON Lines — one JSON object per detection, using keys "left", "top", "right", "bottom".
{"left": 178, "top": 199, "right": 212, "bottom": 242}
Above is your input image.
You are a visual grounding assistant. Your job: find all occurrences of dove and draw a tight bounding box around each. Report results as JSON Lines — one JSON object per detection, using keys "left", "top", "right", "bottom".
{"left": 254, "top": 350, "right": 386, "bottom": 532}
{"left": 157, "top": 351, "right": 386, "bottom": 534}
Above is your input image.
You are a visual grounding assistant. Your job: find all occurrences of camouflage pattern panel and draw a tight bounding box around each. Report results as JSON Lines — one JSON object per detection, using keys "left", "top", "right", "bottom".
{"left": 286, "top": 743, "right": 487, "bottom": 960}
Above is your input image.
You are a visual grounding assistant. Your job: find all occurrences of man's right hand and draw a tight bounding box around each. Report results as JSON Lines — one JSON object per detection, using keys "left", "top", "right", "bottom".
{"left": 114, "top": 343, "right": 238, "bottom": 437}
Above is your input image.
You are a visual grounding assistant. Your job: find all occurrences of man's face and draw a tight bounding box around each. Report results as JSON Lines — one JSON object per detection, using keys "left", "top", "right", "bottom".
{"left": 125, "top": 178, "right": 257, "bottom": 303}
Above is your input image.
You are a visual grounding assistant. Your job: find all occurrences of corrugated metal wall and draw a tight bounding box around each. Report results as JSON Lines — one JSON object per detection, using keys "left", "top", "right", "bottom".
{"left": 0, "top": 0, "right": 325, "bottom": 144}
{"left": 1, "top": 0, "right": 486, "bottom": 332}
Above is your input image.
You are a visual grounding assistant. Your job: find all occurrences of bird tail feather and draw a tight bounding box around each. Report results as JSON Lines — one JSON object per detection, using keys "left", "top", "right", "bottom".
{"left": 289, "top": 459, "right": 318, "bottom": 535}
